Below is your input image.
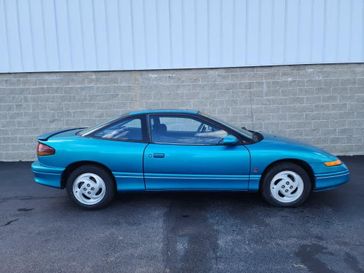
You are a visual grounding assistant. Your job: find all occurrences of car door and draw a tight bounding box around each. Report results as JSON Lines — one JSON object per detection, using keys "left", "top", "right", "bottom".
{"left": 143, "top": 114, "right": 251, "bottom": 190}
{"left": 86, "top": 115, "right": 148, "bottom": 191}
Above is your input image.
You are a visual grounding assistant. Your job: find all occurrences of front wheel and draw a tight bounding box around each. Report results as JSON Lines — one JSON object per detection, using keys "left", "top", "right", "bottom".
{"left": 261, "top": 163, "right": 312, "bottom": 207}
{"left": 66, "top": 165, "right": 115, "bottom": 209}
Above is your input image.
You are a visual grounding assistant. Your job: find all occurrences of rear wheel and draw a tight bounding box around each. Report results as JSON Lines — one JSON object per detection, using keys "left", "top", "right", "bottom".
{"left": 261, "top": 163, "right": 312, "bottom": 207}
{"left": 66, "top": 165, "right": 115, "bottom": 209}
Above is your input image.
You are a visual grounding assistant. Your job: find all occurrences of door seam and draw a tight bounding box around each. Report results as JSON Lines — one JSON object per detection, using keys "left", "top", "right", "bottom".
{"left": 142, "top": 143, "right": 150, "bottom": 190}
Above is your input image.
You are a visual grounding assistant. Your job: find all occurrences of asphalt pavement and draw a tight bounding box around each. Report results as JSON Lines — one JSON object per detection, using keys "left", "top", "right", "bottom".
{"left": 0, "top": 156, "right": 363, "bottom": 273}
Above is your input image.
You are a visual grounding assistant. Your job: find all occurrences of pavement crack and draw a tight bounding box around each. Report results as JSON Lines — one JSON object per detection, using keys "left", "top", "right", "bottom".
{"left": 1, "top": 218, "right": 19, "bottom": 227}
{"left": 17, "top": 208, "right": 34, "bottom": 212}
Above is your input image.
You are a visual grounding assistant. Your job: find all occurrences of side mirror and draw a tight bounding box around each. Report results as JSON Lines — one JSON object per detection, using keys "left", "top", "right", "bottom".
{"left": 221, "top": 135, "right": 239, "bottom": 145}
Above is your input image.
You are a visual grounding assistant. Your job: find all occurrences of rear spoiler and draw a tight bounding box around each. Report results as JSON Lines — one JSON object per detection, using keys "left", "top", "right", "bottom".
{"left": 37, "top": 128, "right": 85, "bottom": 141}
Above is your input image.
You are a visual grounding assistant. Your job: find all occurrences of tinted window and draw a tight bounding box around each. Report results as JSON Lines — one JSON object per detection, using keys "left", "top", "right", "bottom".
{"left": 93, "top": 118, "right": 142, "bottom": 141}
{"left": 150, "top": 116, "right": 228, "bottom": 145}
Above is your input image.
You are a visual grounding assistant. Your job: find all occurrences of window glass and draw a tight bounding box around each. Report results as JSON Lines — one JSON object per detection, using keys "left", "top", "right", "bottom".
{"left": 92, "top": 118, "right": 142, "bottom": 141}
{"left": 151, "top": 116, "right": 228, "bottom": 145}
{"left": 201, "top": 112, "right": 255, "bottom": 140}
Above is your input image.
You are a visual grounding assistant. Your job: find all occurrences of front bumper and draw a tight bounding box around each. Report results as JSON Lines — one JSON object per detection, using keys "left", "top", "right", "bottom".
{"left": 31, "top": 161, "right": 64, "bottom": 188}
{"left": 314, "top": 168, "right": 350, "bottom": 191}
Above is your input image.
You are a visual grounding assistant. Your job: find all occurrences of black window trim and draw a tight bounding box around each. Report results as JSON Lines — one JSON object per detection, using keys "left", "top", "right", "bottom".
{"left": 145, "top": 113, "right": 249, "bottom": 146}
{"left": 81, "top": 112, "right": 255, "bottom": 145}
{"left": 84, "top": 114, "right": 149, "bottom": 143}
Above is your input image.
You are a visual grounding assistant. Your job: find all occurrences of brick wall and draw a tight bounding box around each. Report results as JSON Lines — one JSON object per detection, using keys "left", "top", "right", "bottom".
{"left": 0, "top": 63, "right": 363, "bottom": 161}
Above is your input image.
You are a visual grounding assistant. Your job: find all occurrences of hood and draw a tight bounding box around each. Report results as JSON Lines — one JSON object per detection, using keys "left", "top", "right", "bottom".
{"left": 259, "top": 132, "right": 337, "bottom": 161}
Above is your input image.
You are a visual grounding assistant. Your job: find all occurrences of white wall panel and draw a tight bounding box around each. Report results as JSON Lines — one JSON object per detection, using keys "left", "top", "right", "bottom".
{"left": 0, "top": 0, "right": 363, "bottom": 73}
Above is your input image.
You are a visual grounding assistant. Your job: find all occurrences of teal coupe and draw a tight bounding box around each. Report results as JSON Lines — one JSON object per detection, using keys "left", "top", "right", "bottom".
{"left": 32, "top": 109, "right": 349, "bottom": 209}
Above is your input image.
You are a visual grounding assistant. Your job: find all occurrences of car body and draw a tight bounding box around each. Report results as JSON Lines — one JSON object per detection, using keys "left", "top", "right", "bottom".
{"left": 31, "top": 109, "right": 349, "bottom": 208}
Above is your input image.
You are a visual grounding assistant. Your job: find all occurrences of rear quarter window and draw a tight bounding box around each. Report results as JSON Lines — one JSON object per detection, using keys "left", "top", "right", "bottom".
{"left": 92, "top": 118, "right": 143, "bottom": 142}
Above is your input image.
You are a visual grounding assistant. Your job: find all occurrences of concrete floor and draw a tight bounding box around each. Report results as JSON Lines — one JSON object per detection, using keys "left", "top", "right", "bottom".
{"left": 0, "top": 156, "right": 363, "bottom": 273}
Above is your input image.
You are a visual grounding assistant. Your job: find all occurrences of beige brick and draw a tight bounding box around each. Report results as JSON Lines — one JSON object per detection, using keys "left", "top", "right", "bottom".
{"left": 1, "top": 63, "right": 364, "bottom": 160}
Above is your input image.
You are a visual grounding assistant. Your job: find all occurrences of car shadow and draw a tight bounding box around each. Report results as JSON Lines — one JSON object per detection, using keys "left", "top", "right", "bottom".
{"left": 111, "top": 189, "right": 346, "bottom": 211}
{"left": 115, "top": 191, "right": 266, "bottom": 207}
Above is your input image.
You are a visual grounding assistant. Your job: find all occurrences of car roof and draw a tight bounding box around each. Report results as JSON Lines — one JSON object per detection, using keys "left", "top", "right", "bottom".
{"left": 128, "top": 109, "right": 199, "bottom": 115}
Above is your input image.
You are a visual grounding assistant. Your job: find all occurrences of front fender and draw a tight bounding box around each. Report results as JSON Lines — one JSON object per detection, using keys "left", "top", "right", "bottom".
{"left": 245, "top": 134, "right": 341, "bottom": 191}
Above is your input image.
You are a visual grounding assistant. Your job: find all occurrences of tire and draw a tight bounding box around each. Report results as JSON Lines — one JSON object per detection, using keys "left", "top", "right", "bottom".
{"left": 66, "top": 165, "right": 115, "bottom": 209}
{"left": 261, "top": 163, "right": 312, "bottom": 207}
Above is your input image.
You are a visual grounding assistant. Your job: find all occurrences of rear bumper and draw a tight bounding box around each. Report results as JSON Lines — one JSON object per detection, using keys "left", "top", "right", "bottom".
{"left": 314, "top": 169, "right": 350, "bottom": 191}
{"left": 31, "top": 161, "right": 64, "bottom": 188}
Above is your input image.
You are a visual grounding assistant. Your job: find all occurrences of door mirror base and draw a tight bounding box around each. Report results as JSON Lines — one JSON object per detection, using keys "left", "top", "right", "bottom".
{"left": 221, "top": 135, "right": 239, "bottom": 145}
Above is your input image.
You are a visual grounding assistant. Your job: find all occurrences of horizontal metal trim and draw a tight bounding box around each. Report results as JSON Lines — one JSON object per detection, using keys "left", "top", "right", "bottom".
{"left": 33, "top": 171, "right": 62, "bottom": 176}
{"left": 113, "top": 172, "right": 143, "bottom": 179}
{"left": 315, "top": 170, "right": 350, "bottom": 180}
{"left": 31, "top": 162, "right": 64, "bottom": 175}
{"left": 144, "top": 173, "right": 249, "bottom": 180}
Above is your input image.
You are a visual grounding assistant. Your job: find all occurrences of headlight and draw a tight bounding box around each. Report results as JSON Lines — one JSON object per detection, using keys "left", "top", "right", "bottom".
{"left": 324, "top": 159, "right": 342, "bottom": 167}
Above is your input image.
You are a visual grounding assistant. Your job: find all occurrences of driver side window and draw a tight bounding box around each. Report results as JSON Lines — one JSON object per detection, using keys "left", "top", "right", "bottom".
{"left": 150, "top": 115, "right": 228, "bottom": 145}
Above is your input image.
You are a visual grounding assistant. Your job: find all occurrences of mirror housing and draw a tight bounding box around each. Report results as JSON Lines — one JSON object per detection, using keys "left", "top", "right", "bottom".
{"left": 221, "top": 135, "right": 239, "bottom": 145}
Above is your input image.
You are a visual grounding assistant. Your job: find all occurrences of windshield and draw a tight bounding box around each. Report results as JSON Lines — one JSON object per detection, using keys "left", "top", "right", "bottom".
{"left": 201, "top": 113, "right": 256, "bottom": 140}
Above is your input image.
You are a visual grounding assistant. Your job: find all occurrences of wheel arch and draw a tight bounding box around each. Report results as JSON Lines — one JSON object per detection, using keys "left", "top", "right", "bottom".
{"left": 61, "top": 161, "right": 116, "bottom": 189}
{"left": 259, "top": 158, "right": 315, "bottom": 191}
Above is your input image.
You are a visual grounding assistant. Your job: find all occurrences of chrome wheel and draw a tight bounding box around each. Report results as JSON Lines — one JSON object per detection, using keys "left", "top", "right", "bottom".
{"left": 270, "top": 170, "right": 304, "bottom": 203}
{"left": 72, "top": 173, "right": 106, "bottom": 205}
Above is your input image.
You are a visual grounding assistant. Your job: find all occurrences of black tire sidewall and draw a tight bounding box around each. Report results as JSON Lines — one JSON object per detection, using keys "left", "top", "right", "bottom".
{"left": 262, "top": 163, "right": 312, "bottom": 207}
{"left": 66, "top": 165, "right": 115, "bottom": 209}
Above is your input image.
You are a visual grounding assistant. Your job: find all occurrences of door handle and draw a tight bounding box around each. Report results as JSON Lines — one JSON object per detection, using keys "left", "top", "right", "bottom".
{"left": 153, "top": 153, "right": 165, "bottom": 158}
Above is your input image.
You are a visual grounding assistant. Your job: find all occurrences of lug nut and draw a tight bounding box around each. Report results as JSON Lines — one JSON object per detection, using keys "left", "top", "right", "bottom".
{"left": 286, "top": 182, "right": 289, "bottom": 185}
{"left": 87, "top": 184, "right": 90, "bottom": 187}
{"left": 285, "top": 189, "right": 289, "bottom": 192}
{"left": 91, "top": 187, "right": 95, "bottom": 190}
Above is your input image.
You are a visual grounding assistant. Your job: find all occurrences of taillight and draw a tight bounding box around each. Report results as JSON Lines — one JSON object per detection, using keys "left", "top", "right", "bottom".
{"left": 37, "top": 142, "right": 55, "bottom": 156}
